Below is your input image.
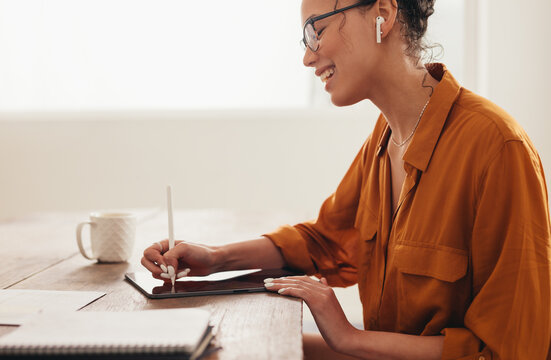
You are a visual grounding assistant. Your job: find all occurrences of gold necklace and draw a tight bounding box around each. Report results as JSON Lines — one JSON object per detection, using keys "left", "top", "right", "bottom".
{"left": 390, "top": 98, "right": 430, "bottom": 147}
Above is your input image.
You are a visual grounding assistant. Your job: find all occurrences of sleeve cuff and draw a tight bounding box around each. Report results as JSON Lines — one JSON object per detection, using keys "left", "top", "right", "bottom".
{"left": 441, "top": 328, "right": 490, "bottom": 360}
{"left": 263, "top": 225, "right": 317, "bottom": 275}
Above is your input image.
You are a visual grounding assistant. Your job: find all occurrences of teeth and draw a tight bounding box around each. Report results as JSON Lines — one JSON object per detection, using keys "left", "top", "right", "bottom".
{"left": 320, "top": 67, "right": 335, "bottom": 83}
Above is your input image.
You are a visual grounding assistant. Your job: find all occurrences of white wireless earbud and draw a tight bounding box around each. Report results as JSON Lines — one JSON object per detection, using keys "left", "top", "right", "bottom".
{"left": 376, "top": 16, "right": 385, "bottom": 43}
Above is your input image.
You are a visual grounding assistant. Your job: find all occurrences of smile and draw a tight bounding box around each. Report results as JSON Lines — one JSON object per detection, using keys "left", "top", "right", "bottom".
{"left": 320, "top": 67, "right": 335, "bottom": 83}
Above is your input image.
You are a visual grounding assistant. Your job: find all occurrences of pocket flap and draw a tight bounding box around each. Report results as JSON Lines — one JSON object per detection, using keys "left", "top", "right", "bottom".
{"left": 355, "top": 208, "right": 378, "bottom": 242}
{"left": 394, "top": 244, "right": 468, "bottom": 282}
{"left": 362, "top": 221, "right": 377, "bottom": 242}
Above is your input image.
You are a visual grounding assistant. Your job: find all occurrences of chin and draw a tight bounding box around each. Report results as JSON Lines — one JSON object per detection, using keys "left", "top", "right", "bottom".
{"left": 330, "top": 93, "right": 363, "bottom": 107}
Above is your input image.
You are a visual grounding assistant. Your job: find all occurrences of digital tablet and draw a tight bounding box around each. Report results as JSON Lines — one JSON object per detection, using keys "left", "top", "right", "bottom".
{"left": 125, "top": 268, "right": 302, "bottom": 299}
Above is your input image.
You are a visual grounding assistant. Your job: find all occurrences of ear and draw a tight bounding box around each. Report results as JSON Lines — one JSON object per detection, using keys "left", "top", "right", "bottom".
{"left": 375, "top": 0, "right": 398, "bottom": 41}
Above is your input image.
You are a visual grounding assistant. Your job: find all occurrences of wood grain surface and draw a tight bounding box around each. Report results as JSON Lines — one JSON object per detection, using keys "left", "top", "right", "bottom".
{"left": 0, "top": 209, "right": 311, "bottom": 359}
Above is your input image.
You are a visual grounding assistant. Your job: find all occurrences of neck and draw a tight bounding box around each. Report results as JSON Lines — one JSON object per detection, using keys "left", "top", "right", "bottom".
{"left": 369, "top": 59, "right": 439, "bottom": 145}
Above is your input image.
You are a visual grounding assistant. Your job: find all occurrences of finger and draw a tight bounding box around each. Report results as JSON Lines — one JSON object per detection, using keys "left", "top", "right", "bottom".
{"left": 268, "top": 275, "right": 322, "bottom": 286}
{"left": 160, "top": 272, "right": 172, "bottom": 281}
{"left": 265, "top": 276, "right": 325, "bottom": 290}
{"left": 265, "top": 279, "right": 317, "bottom": 295}
{"left": 142, "top": 240, "right": 186, "bottom": 281}
{"left": 166, "top": 264, "right": 176, "bottom": 285}
{"left": 276, "top": 286, "right": 311, "bottom": 302}
{"left": 152, "top": 240, "right": 164, "bottom": 253}
{"left": 143, "top": 239, "right": 183, "bottom": 259}
{"left": 156, "top": 239, "right": 185, "bottom": 252}
{"left": 274, "top": 284, "right": 339, "bottom": 316}
{"left": 176, "top": 268, "right": 191, "bottom": 279}
{"left": 146, "top": 239, "right": 168, "bottom": 254}
{"left": 162, "top": 242, "right": 190, "bottom": 281}
{"left": 162, "top": 241, "right": 189, "bottom": 261}
{"left": 320, "top": 277, "right": 328, "bottom": 285}
{"left": 140, "top": 256, "right": 164, "bottom": 279}
{"left": 143, "top": 241, "right": 168, "bottom": 265}
{"left": 158, "top": 241, "right": 186, "bottom": 276}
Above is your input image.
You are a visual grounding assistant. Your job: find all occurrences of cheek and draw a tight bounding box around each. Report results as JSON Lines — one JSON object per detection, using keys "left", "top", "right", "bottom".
{"left": 330, "top": 60, "right": 372, "bottom": 106}
{"left": 338, "top": 49, "right": 370, "bottom": 86}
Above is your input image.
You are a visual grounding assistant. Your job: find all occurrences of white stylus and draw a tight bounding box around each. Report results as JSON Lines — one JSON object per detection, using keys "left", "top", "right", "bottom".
{"left": 167, "top": 185, "right": 175, "bottom": 286}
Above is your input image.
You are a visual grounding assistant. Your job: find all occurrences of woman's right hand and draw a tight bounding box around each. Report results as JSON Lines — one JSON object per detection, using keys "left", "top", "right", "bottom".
{"left": 141, "top": 240, "right": 219, "bottom": 281}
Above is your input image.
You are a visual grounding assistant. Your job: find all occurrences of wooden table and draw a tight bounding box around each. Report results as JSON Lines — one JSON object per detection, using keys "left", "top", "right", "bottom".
{"left": 0, "top": 209, "right": 311, "bottom": 359}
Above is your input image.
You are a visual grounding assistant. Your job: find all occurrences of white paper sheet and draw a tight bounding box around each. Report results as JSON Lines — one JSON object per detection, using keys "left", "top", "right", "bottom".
{"left": 0, "top": 289, "right": 105, "bottom": 325}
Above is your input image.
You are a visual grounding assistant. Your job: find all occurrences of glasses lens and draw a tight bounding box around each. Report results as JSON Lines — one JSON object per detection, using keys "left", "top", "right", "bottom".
{"left": 304, "top": 23, "right": 319, "bottom": 51}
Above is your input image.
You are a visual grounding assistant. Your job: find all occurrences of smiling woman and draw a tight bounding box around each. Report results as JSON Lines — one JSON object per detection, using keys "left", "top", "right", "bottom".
{"left": 137, "top": 0, "right": 550, "bottom": 359}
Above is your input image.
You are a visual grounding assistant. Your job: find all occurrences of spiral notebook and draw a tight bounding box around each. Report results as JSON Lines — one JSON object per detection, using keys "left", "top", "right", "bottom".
{"left": 0, "top": 308, "right": 212, "bottom": 359}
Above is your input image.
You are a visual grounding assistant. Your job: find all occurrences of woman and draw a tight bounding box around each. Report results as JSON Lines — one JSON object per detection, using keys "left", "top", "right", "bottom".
{"left": 142, "top": 0, "right": 551, "bottom": 358}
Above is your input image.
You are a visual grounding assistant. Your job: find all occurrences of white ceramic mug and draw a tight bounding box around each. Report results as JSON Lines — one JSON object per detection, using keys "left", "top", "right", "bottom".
{"left": 76, "top": 212, "right": 136, "bottom": 263}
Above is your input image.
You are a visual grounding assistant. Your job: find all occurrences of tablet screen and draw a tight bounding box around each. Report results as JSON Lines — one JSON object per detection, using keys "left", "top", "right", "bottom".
{"left": 125, "top": 268, "right": 301, "bottom": 299}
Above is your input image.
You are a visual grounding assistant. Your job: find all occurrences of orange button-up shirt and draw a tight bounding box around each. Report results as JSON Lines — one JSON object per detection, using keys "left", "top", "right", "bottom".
{"left": 265, "top": 64, "right": 551, "bottom": 359}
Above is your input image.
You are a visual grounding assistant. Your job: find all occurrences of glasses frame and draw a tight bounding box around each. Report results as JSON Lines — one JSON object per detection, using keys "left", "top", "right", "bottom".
{"left": 301, "top": 1, "right": 376, "bottom": 52}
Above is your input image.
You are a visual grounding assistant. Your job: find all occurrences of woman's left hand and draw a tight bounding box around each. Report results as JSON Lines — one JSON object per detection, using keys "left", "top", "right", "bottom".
{"left": 264, "top": 276, "right": 356, "bottom": 353}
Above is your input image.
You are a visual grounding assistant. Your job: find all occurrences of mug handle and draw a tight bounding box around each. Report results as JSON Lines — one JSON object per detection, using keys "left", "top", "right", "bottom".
{"left": 76, "top": 221, "right": 96, "bottom": 260}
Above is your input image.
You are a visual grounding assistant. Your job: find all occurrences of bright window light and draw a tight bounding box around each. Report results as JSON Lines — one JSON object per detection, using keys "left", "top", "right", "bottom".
{"left": 0, "top": 0, "right": 308, "bottom": 111}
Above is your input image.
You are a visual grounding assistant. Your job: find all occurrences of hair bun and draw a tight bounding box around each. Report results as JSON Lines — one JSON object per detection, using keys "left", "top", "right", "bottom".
{"left": 396, "top": 0, "right": 436, "bottom": 59}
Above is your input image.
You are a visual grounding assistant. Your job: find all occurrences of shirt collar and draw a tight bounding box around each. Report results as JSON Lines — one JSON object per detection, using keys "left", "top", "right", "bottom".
{"left": 376, "top": 63, "right": 462, "bottom": 172}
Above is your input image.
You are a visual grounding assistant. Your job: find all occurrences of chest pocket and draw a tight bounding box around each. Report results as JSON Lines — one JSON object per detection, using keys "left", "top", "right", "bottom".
{"left": 394, "top": 244, "right": 468, "bottom": 282}
{"left": 391, "top": 243, "right": 470, "bottom": 332}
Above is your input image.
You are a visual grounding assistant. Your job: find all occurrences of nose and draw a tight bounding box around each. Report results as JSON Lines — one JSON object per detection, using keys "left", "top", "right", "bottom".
{"left": 303, "top": 47, "right": 317, "bottom": 68}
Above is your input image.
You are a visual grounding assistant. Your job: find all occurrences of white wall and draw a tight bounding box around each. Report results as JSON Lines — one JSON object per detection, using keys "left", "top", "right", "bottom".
{"left": 0, "top": 106, "right": 377, "bottom": 220}
{"left": 485, "top": 0, "right": 551, "bottom": 183}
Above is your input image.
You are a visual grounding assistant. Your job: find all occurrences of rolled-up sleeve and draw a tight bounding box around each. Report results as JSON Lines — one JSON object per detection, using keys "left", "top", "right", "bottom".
{"left": 441, "top": 140, "right": 551, "bottom": 359}
{"left": 263, "top": 224, "right": 317, "bottom": 275}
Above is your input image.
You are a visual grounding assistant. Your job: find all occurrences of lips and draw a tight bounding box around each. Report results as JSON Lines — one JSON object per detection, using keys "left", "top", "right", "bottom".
{"left": 316, "top": 65, "right": 335, "bottom": 77}
{"left": 320, "top": 67, "right": 335, "bottom": 83}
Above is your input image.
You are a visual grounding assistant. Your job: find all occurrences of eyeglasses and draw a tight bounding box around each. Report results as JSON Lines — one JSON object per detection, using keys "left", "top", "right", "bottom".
{"left": 301, "top": 1, "right": 375, "bottom": 52}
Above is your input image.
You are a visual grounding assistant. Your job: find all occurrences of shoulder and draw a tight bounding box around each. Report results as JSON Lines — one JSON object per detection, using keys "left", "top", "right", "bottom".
{"left": 452, "top": 88, "right": 528, "bottom": 143}
{"left": 445, "top": 88, "right": 543, "bottom": 177}
{"left": 446, "top": 88, "right": 538, "bottom": 160}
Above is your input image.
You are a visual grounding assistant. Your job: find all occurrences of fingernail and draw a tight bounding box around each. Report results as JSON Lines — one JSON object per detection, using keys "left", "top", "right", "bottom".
{"left": 160, "top": 264, "right": 168, "bottom": 273}
{"left": 160, "top": 273, "right": 171, "bottom": 279}
{"left": 167, "top": 265, "right": 175, "bottom": 276}
{"left": 278, "top": 288, "right": 286, "bottom": 294}
{"left": 263, "top": 278, "right": 274, "bottom": 283}
{"left": 176, "top": 270, "right": 189, "bottom": 279}
{"left": 264, "top": 283, "right": 274, "bottom": 288}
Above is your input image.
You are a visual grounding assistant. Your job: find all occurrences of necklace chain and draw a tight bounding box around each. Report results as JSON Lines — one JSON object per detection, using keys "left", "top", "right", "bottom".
{"left": 390, "top": 98, "right": 430, "bottom": 147}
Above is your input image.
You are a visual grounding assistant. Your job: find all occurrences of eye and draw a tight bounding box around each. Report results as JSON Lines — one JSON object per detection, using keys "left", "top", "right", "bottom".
{"left": 317, "top": 28, "right": 325, "bottom": 37}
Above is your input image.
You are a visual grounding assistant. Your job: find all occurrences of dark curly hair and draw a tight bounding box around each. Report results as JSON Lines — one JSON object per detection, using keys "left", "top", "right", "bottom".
{"left": 335, "top": 0, "right": 439, "bottom": 63}
{"left": 394, "top": 0, "right": 436, "bottom": 60}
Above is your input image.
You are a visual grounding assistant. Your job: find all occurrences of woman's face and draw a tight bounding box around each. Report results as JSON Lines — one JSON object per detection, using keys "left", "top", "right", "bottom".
{"left": 301, "top": 0, "right": 380, "bottom": 106}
